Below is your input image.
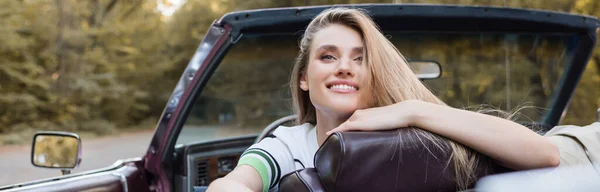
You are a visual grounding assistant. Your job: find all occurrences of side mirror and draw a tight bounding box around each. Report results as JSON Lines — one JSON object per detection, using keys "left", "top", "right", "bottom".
{"left": 409, "top": 60, "right": 442, "bottom": 80}
{"left": 31, "top": 131, "right": 82, "bottom": 175}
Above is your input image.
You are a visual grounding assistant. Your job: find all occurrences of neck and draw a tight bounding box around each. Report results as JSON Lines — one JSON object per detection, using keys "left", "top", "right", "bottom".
{"left": 315, "top": 111, "right": 348, "bottom": 146}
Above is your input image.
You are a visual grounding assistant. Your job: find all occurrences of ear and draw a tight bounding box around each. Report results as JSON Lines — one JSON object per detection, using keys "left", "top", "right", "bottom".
{"left": 299, "top": 74, "right": 309, "bottom": 91}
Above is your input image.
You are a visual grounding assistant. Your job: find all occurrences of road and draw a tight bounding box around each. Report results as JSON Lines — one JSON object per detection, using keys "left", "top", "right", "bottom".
{"left": 0, "top": 125, "right": 238, "bottom": 187}
{"left": 0, "top": 129, "right": 153, "bottom": 186}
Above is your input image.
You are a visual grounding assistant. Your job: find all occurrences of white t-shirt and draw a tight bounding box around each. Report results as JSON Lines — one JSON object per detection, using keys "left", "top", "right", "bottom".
{"left": 237, "top": 123, "right": 318, "bottom": 192}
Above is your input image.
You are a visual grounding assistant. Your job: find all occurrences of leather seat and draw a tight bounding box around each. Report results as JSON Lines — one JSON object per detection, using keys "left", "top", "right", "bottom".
{"left": 279, "top": 129, "right": 511, "bottom": 192}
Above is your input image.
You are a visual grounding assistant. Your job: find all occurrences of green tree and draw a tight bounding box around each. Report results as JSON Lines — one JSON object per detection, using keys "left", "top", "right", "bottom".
{"left": 1, "top": 0, "right": 599, "bottom": 142}
{"left": 0, "top": 0, "right": 174, "bottom": 137}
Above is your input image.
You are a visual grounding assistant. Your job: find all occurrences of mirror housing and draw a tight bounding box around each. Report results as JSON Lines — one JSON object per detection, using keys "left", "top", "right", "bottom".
{"left": 409, "top": 60, "right": 442, "bottom": 80}
{"left": 31, "top": 131, "right": 82, "bottom": 173}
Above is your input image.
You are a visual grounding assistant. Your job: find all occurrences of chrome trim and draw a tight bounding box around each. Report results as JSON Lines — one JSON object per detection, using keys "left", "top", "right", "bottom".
{"left": 0, "top": 157, "right": 142, "bottom": 190}
{"left": 3, "top": 168, "right": 118, "bottom": 192}
{"left": 112, "top": 172, "right": 129, "bottom": 192}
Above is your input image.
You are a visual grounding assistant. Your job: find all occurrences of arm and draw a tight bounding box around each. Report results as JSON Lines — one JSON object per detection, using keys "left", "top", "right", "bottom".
{"left": 208, "top": 137, "right": 293, "bottom": 192}
{"left": 329, "top": 100, "right": 560, "bottom": 170}
{"left": 207, "top": 165, "right": 262, "bottom": 192}
{"left": 410, "top": 100, "right": 560, "bottom": 170}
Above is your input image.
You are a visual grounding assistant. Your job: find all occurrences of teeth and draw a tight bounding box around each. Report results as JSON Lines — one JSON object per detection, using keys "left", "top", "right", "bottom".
{"left": 330, "top": 84, "right": 357, "bottom": 90}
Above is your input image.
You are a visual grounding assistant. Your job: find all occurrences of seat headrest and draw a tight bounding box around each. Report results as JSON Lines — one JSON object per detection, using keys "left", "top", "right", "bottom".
{"left": 313, "top": 129, "right": 509, "bottom": 192}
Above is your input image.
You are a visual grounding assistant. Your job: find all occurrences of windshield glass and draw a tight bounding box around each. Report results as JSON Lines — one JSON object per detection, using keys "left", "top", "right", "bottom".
{"left": 177, "top": 32, "right": 571, "bottom": 145}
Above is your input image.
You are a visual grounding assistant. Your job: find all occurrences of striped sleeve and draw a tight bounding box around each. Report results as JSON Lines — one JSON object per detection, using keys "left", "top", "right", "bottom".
{"left": 237, "top": 137, "right": 294, "bottom": 192}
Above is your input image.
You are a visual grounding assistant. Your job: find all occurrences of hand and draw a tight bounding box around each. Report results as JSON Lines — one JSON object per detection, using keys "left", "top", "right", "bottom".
{"left": 326, "top": 100, "right": 427, "bottom": 135}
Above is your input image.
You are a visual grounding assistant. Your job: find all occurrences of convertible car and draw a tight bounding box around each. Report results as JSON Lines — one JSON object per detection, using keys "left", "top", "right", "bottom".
{"left": 1, "top": 4, "right": 599, "bottom": 192}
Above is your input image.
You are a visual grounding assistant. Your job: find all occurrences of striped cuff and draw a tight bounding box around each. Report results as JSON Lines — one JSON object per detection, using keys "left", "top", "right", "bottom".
{"left": 237, "top": 148, "right": 281, "bottom": 192}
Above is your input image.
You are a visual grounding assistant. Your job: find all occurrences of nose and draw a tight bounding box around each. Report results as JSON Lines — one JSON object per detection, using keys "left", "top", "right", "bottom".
{"left": 335, "top": 58, "right": 355, "bottom": 77}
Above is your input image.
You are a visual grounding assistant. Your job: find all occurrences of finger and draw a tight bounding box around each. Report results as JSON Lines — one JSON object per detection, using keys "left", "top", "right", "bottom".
{"left": 326, "top": 127, "right": 341, "bottom": 135}
{"left": 326, "top": 123, "right": 348, "bottom": 135}
{"left": 327, "top": 122, "right": 360, "bottom": 135}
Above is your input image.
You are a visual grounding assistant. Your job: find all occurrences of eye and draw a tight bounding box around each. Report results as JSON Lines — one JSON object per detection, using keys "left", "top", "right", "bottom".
{"left": 319, "top": 54, "right": 336, "bottom": 61}
{"left": 353, "top": 56, "right": 363, "bottom": 63}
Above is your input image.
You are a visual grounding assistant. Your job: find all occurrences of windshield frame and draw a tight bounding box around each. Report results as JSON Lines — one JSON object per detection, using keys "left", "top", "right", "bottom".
{"left": 544, "top": 34, "right": 595, "bottom": 126}
{"left": 145, "top": 24, "right": 234, "bottom": 191}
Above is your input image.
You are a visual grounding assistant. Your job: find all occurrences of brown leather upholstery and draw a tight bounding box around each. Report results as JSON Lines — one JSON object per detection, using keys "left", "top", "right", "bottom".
{"left": 279, "top": 168, "right": 325, "bottom": 192}
{"left": 279, "top": 129, "right": 511, "bottom": 192}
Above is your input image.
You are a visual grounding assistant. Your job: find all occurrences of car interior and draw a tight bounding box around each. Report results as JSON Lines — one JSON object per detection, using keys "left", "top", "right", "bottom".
{"left": 169, "top": 34, "right": 579, "bottom": 192}
{"left": 165, "top": 5, "right": 598, "bottom": 192}
{"left": 170, "top": 33, "right": 571, "bottom": 192}
{"left": 174, "top": 116, "right": 516, "bottom": 192}
{"left": 173, "top": 115, "right": 297, "bottom": 192}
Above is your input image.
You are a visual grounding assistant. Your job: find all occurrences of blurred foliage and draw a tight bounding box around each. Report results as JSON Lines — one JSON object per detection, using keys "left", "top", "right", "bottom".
{"left": 33, "top": 135, "right": 79, "bottom": 167}
{"left": 189, "top": 31, "right": 570, "bottom": 131}
{"left": 1, "top": 0, "right": 599, "bottom": 138}
{"left": 393, "top": 34, "right": 569, "bottom": 122}
{"left": 0, "top": 0, "right": 172, "bottom": 135}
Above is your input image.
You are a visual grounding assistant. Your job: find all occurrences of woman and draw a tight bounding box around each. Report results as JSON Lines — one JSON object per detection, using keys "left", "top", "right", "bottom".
{"left": 207, "top": 7, "right": 559, "bottom": 192}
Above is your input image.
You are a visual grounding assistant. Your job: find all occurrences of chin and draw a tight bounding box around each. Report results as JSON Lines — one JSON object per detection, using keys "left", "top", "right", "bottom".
{"left": 313, "top": 101, "right": 359, "bottom": 118}
{"left": 328, "top": 103, "right": 359, "bottom": 117}
{"left": 336, "top": 109, "right": 357, "bottom": 117}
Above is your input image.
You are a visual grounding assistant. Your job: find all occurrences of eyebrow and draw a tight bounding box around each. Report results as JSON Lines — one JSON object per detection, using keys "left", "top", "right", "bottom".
{"left": 315, "top": 45, "right": 364, "bottom": 54}
{"left": 315, "top": 44, "right": 338, "bottom": 52}
{"left": 351, "top": 47, "right": 364, "bottom": 54}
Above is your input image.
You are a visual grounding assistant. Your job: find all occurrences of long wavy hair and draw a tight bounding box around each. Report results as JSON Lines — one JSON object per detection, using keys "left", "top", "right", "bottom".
{"left": 289, "top": 7, "right": 497, "bottom": 189}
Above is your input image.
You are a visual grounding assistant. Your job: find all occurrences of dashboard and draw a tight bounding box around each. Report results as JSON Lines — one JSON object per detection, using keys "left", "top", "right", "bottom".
{"left": 174, "top": 135, "right": 257, "bottom": 192}
{"left": 193, "top": 155, "right": 239, "bottom": 186}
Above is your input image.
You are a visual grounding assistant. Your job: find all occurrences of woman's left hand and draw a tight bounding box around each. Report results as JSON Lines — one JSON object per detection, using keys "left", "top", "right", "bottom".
{"left": 326, "top": 100, "right": 428, "bottom": 135}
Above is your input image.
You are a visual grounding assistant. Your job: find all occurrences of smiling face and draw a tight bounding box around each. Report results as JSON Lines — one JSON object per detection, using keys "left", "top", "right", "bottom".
{"left": 299, "top": 24, "right": 368, "bottom": 119}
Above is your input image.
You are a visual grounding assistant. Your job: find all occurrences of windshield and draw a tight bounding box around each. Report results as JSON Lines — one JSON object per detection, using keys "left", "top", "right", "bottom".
{"left": 176, "top": 32, "right": 571, "bottom": 145}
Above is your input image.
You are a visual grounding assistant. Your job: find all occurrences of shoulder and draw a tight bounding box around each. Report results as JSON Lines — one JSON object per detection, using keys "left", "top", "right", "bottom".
{"left": 246, "top": 123, "right": 314, "bottom": 156}
{"left": 545, "top": 123, "right": 600, "bottom": 167}
{"left": 236, "top": 123, "right": 315, "bottom": 191}
{"left": 271, "top": 123, "right": 314, "bottom": 140}
{"left": 545, "top": 122, "right": 600, "bottom": 136}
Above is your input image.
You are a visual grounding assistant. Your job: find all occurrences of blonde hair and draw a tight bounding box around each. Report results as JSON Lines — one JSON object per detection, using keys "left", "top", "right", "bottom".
{"left": 290, "top": 7, "right": 494, "bottom": 189}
